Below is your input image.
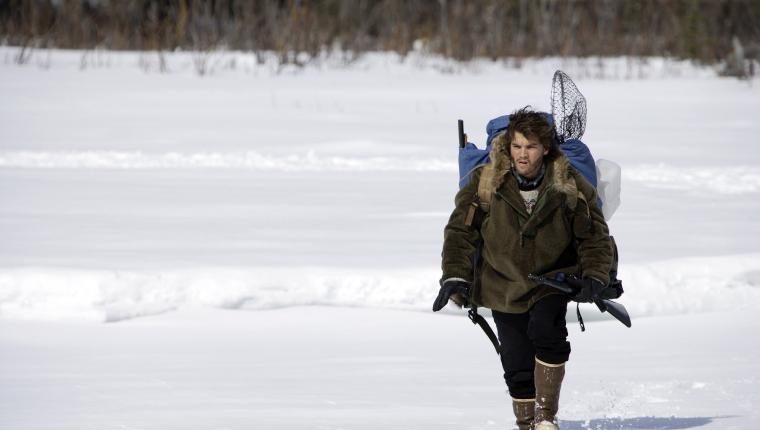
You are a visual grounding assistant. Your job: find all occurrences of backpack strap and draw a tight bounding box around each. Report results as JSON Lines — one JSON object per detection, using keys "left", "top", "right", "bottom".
{"left": 464, "top": 164, "right": 496, "bottom": 227}
{"left": 565, "top": 175, "right": 579, "bottom": 211}
{"left": 477, "top": 163, "right": 496, "bottom": 213}
{"left": 564, "top": 174, "right": 591, "bottom": 219}
{"left": 575, "top": 182, "right": 591, "bottom": 218}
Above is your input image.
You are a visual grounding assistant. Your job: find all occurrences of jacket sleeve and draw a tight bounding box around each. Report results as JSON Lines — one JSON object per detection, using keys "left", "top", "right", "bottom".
{"left": 572, "top": 173, "right": 614, "bottom": 285}
{"left": 441, "top": 168, "right": 483, "bottom": 282}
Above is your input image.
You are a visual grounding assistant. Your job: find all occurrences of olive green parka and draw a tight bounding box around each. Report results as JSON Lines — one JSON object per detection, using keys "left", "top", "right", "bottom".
{"left": 441, "top": 134, "right": 614, "bottom": 314}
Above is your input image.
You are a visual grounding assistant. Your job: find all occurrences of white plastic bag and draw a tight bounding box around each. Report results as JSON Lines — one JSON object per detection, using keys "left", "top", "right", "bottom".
{"left": 595, "top": 159, "right": 621, "bottom": 221}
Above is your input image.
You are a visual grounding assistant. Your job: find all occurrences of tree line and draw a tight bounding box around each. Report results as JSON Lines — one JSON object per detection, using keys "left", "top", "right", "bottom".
{"left": 2, "top": 0, "right": 758, "bottom": 70}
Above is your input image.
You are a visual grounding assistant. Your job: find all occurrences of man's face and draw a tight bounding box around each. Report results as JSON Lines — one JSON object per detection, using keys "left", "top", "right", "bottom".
{"left": 510, "top": 131, "right": 548, "bottom": 179}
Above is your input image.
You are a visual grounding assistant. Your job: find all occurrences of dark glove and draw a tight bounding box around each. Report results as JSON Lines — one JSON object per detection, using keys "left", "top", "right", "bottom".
{"left": 432, "top": 279, "right": 471, "bottom": 312}
{"left": 598, "top": 279, "right": 624, "bottom": 300}
{"left": 568, "top": 277, "right": 606, "bottom": 303}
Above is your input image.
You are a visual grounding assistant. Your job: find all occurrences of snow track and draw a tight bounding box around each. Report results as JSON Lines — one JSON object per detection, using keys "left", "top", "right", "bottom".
{"left": 2, "top": 150, "right": 759, "bottom": 194}
{"left": 0, "top": 307, "right": 757, "bottom": 430}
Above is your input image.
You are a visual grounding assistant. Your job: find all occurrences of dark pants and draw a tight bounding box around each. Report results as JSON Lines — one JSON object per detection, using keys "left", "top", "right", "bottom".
{"left": 492, "top": 294, "right": 571, "bottom": 399}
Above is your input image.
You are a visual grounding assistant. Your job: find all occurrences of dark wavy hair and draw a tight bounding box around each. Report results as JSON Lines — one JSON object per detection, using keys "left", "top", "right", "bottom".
{"left": 505, "top": 106, "right": 560, "bottom": 161}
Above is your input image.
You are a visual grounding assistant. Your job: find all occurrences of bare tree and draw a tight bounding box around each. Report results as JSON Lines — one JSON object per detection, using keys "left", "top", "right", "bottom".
{"left": 1, "top": 0, "right": 758, "bottom": 73}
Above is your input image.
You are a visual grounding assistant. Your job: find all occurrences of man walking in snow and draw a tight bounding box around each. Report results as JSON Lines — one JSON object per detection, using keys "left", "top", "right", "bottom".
{"left": 434, "top": 107, "right": 613, "bottom": 430}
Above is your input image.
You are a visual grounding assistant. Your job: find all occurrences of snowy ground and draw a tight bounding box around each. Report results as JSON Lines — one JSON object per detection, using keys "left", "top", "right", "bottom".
{"left": 1, "top": 48, "right": 759, "bottom": 429}
{"left": 2, "top": 308, "right": 758, "bottom": 430}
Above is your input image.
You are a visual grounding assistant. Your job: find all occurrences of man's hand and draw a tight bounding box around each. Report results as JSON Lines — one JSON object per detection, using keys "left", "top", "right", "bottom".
{"left": 432, "top": 279, "right": 471, "bottom": 312}
{"left": 568, "top": 277, "right": 606, "bottom": 303}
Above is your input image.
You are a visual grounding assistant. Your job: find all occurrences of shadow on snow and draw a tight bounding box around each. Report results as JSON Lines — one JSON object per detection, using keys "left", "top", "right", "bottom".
{"left": 558, "top": 415, "right": 730, "bottom": 430}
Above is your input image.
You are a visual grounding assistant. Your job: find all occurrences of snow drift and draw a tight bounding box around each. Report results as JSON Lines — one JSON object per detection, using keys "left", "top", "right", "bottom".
{"left": 1, "top": 254, "right": 758, "bottom": 323}
{"left": 3, "top": 151, "right": 760, "bottom": 195}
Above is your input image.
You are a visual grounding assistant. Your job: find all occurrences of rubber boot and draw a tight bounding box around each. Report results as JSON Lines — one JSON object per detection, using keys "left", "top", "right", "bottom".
{"left": 533, "top": 358, "right": 565, "bottom": 430}
{"left": 511, "top": 397, "right": 535, "bottom": 430}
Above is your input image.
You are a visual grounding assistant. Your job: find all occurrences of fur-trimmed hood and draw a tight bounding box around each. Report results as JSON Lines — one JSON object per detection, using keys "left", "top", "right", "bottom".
{"left": 487, "top": 132, "right": 576, "bottom": 197}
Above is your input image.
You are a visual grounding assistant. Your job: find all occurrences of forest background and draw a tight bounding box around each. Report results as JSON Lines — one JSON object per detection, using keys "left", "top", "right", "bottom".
{"left": 2, "top": 0, "right": 759, "bottom": 77}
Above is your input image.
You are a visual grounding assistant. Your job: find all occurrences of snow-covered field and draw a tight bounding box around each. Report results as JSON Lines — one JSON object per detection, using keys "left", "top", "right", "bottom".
{"left": 1, "top": 48, "right": 759, "bottom": 429}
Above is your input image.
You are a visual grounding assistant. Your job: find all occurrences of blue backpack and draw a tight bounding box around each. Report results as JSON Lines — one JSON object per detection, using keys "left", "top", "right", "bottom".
{"left": 458, "top": 113, "right": 599, "bottom": 195}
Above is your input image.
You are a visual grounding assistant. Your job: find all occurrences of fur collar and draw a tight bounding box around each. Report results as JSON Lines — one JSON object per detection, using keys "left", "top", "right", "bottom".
{"left": 487, "top": 132, "right": 576, "bottom": 196}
